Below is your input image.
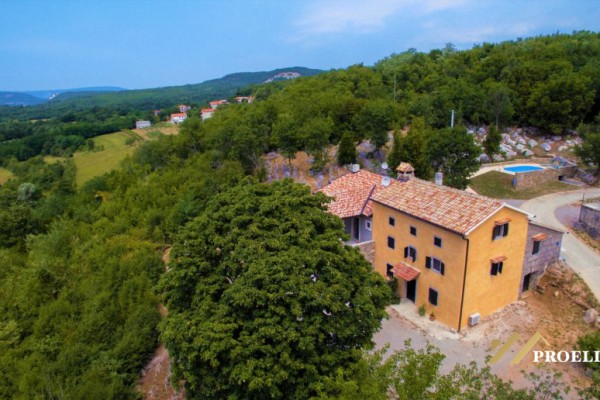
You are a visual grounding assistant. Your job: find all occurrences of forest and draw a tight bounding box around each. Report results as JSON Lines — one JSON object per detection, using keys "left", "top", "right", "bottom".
{"left": 0, "top": 32, "right": 599, "bottom": 398}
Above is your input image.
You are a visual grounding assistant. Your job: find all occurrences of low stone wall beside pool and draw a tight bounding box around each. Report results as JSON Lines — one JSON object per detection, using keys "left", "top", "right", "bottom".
{"left": 513, "top": 165, "right": 577, "bottom": 190}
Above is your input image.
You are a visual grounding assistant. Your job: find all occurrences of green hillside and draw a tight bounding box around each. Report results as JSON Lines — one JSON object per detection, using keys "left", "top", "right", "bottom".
{"left": 73, "top": 131, "right": 142, "bottom": 186}
{"left": 43, "top": 67, "right": 324, "bottom": 112}
{"left": 0, "top": 91, "right": 46, "bottom": 106}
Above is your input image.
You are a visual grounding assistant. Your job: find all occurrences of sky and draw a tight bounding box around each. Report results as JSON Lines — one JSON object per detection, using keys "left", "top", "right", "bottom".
{"left": 0, "top": 0, "right": 599, "bottom": 91}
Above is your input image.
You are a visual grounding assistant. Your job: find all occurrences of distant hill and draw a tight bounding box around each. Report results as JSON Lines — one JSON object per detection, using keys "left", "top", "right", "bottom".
{"left": 0, "top": 67, "right": 323, "bottom": 111}
{"left": 25, "top": 86, "right": 126, "bottom": 100}
{"left": 42, "top": 67, "right": 324, "bottom": 112}
{"left": 0, "top": 86, "right": 126, "bottom": 106}
{"left": 0, "top": 91, "right": 47, "bottom": 106}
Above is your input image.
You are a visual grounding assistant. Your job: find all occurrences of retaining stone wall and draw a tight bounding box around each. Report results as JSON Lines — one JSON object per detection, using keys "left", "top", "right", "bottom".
{"left": 513, "top": 165, "right": 577, "bottom": 190}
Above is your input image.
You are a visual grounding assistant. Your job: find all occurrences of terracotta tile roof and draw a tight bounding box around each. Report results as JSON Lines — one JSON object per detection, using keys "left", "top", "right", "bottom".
{"left": 532, "top": 233, "right": 548, "bottom": 241}
{"left": 201, "top": 108, "right": 215, "bottom": 113}
{"left": 392, "top": 262, "right": 420, "bottom": 281}
{"left": 319, "top": 170, "right": 392, "bottom": 219}
{"left": 371, "top": 178, "right": 505, "bottom": 236}
{"left": 171, "top": 113, "right": 187, "bottom": 118}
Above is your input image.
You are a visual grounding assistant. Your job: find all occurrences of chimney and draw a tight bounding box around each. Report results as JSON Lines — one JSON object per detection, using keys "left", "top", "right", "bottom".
{"left": 435, "top": 172, "right": 443, "bottom": 186}
{"left": 396, "top": 162, "right": 415, "bottom": 182}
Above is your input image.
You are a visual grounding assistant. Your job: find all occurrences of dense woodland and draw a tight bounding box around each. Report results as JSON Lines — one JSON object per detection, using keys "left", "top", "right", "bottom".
{"left": 0, "top": 32, "right": 599, "bottom": 398}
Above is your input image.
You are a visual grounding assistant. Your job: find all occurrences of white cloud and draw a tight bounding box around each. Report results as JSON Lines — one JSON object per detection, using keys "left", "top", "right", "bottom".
{"left": 293, "top": 0, "right": 467, "bottom": 37}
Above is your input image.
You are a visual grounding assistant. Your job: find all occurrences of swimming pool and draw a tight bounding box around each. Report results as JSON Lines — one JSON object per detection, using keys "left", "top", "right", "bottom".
{"left": 503, "top": 165, "right": 544, "bottom": 174}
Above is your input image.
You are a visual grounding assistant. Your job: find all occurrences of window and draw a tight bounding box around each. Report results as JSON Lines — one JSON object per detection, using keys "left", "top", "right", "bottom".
{"left": 425, "top": 256, "right": 445, "bottom": 275}
{"left": 434, "top": 236, "right": 442, "bottom": 248}
{"left": 428, "top": 288, "right": 438, "bottom": 306}
{"left": 492, "top": 223, "right": 509, "bottom": 240}
{"left": 404, "top": 246, "right": 417, "bottom": 262}
{"left": 387, "top": 236, "right": 395, "bottom": 249}
{"left": 386, "top": 263, "right": 394, "bottom": 278}
{"left": 410, "top": 226, "right": 417, "bottom": 236}
{"left": 389, "top": 217, "right": 395, "bottom": 226}
{"left": 365, "top": 219, "right": 372, "bottom": 231}
{"left": 532, "top": 240, "right": 541, "bottom": 255}
{"left": 490, "top": 261, "right": 504, "bottom": 276}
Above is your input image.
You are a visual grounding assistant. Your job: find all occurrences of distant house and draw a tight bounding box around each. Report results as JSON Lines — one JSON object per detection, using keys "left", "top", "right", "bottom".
{"left": 171, "top": 113, "right": 187, "bottom": 124}
{"left": 178, "top": 104, "right": 190, "bottom": 113}
{"left": 235, "top": 96, "right": 254, "bottom": 104}
{"left": 209, "top": 99, "right": 228, "bottom": 109}
{"left": 153, "top": 109, "right": 162, "bottom": 116}
{"left": 135, "top": 120, "right": 151, "bottom": 129}
{"left": 201, "top": 108, "right": 215, "bottom": 121}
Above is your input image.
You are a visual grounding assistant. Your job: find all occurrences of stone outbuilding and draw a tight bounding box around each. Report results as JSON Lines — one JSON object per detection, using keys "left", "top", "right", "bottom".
{"left": 579, "top": 202, "right": 600, "bottom": 238}
{"left": 520, "top": 220, "right": 564, "bottom": 295}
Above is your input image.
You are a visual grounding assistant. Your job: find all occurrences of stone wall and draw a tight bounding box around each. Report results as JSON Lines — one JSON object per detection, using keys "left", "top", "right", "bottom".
{"left": 580, "top": 203, "right": 600, "bottom": 238}
{"left": 351, "top": 240, "right": 376, "bottom": 265}
{"left": 513, "top": 165, "right": 577, "bottom": 190}
{"left": 520, "top": 221, "right": 563, "bottom": 294}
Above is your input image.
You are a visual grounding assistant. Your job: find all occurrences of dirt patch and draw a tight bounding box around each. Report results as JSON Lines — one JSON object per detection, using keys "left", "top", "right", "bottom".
{"left": 137, "top": 346, "right": 184, "bottom": 400}
{"left": 137, "top": 246, "right": 182, "bottom": 399}
{"left": 134, "top": 125, "right": 180, "bottom": 141}
{"left": 479, "top": 262, "right": 597, "bottom": 390}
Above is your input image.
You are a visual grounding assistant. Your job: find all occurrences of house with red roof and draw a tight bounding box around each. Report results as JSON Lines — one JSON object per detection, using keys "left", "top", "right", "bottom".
{"left": 170, "top": 113, "right": 187, "bottom": 124}
{"left": 319, "top": 167, "right": 392, "bottom": 244}
{"left": 209, "top": 99, "right": 228, "bottom": 109}
{"left": 319, "top": 162, "right": 563, "bottom": 331}
{"left": 201, "top": 108, "right": 215, "bottom": 121}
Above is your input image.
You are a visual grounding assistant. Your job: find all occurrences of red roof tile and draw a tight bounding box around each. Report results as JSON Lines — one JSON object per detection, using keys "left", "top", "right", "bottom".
{"left": 171, "top": 113, "right": 187, "bottom": 118}
{"left": 371, "top": 178, "right": 504, "bottom": 236}
{"left": 319, "top": 170, "right": 392, "bottom": 219}
{"left": 392, "top": 262, "right": 420, "bottom": 281}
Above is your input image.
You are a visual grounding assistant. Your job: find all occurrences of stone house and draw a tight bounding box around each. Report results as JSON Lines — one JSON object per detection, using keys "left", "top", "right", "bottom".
{"left": 319, "top": 162, "right": 564, "bottom": 331}
{"left": 370, "top": 169, "right": 530, "bottom": 331}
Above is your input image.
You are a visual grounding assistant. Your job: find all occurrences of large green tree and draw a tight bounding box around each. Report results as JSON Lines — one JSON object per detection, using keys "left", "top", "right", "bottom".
{"left": 483, "top": 125, "right": 502, "bottom": 160}
{"left": 575, "top": 131, "right": 600, "bottom": 175}
{"left": 160, "top": 178, "right": 391, "bottom": 399}
{"left": 428, "top": 127, "right": 481, "bottom": 189}
{"left": 337, "top": 131, "right": 357, "bottom": 165}
{"left": 314, "top": 341, "right": 568, "bottom": 400}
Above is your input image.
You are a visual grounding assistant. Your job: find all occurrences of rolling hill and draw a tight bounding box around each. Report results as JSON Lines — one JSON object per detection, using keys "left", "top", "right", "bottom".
{"left": 0, "top": 67, "right": 323, "bottom": 112}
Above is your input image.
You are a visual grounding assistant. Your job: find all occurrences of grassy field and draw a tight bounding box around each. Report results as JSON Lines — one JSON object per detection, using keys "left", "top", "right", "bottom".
{"left": 470, "top": 171, "right": 579, "bottom": 200}
{"left": 0, "top": 167, "right": 14, "bottom": 185}
{"left": 73, "top": 131, "right": 141, "bottom": 186}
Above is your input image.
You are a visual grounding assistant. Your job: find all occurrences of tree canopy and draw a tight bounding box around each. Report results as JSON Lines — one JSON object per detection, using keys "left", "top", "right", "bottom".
{"left": 160, "top": 178, "right": 391, "bottom": 399}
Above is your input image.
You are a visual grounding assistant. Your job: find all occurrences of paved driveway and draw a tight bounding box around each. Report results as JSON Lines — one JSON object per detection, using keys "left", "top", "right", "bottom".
{"left": 520, "top": 188, "right": 600, "bottom": 301}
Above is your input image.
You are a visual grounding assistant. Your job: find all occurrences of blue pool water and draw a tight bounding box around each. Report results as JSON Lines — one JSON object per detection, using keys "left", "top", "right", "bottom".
{"left": 504, "top": 165, "right": 544, "bottom": 173}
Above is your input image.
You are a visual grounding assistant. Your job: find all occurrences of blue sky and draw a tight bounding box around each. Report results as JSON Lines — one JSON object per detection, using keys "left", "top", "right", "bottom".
{"left": 0, "top": 0, "right": 598, "bottom": 91}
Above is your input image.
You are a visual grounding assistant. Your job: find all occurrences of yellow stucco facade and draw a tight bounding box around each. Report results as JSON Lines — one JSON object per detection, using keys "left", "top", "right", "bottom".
{"left": 372, "top": 202, "right": 528, "bottom": 331}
